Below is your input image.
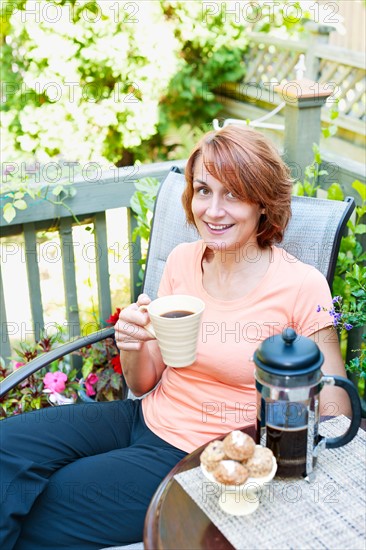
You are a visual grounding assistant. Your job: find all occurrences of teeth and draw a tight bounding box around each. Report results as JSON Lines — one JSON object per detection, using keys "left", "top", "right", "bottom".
{"left": 207, "top": 223, "right": 231, "bottom": 230}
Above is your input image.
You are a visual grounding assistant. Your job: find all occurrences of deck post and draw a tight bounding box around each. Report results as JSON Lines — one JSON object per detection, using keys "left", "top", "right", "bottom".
{"left": 275, "top": 78, "right": 332, "bottom": 181}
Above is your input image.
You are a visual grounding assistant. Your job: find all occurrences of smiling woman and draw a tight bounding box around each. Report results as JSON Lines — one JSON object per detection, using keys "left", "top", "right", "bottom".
{"left": 0, "top": 125, "right": 351, "bottom": 550}
{"left": 181, "top": 126, "right": 293, "bottom": 300}
{"left": 183, "top": 125, "right": 293, "bottom": 249}
{"left": 191, "top": 156, "right": 264, "bottom": 255}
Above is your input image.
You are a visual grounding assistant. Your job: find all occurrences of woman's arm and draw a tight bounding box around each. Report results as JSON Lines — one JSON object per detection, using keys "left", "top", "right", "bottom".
{"left": 114, "top": 294, "right": 166, "bottom": 397}
{"left": 308, "top": 326, "right": 352, "bottom": 417}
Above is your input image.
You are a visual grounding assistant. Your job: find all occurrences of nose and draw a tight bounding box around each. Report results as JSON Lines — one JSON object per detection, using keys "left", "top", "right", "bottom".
{"left": 206, "top": 195, "right": 225, "bottom": 218}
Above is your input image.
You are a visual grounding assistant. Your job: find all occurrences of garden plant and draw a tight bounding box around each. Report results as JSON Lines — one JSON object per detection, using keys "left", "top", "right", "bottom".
{"left": 0, "top": 1, "right": 364, "bottom": 415}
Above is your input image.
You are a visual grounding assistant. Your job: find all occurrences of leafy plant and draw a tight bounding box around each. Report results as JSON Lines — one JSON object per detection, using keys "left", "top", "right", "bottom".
{"left": 332, "top": 181, "right": 366, "bottom": 289}
{"left": 2, "top": 175, "right": 78, "bottom": 223}
{"left": 292, "top": 144, "right": 328, "bottom": 197}
{"left": 130, "top": 176, "right": 161, "bottom": 282}
{"left": 293, "top": 105, "right": 340, "bottom": 198}
{"left": 0, "top": 309, "right": 124, "bottom": 418}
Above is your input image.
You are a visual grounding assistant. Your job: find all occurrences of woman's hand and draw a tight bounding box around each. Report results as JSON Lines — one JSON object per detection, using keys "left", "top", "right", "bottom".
{"left": 114, "top": 293, "right": 155, "bottom": 352}
{"left": 115, "top": 294, "right": 165, "bottom": 396}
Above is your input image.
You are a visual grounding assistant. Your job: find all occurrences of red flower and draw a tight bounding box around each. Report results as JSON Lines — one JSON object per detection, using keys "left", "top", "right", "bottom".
{"left": 111, "top": 355, "right": 122, "bottom": 374}
{"left": 106, "top": 308, "right": 121, "bottom": 325}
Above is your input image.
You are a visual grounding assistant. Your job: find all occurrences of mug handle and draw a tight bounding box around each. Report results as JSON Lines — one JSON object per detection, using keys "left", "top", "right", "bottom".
{"left": 138, "top": 305, "right": 156, "bottom": 339}
{"left": 322, "top": 375, "right": 362, "bottom": 449}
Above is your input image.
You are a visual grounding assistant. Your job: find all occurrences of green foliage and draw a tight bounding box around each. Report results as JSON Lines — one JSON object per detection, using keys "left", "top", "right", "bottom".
{"left": 327, "top": 181, "right": 366, "bottom": 378}
{"left": 1, "top": 1, "right": 253, "bottom": 223}
{"left": 293, "top": 105, "right": 340, "bottom": 198}
{"left": 130, "top": 176, "right": 160, "bottom": 282}
{"left": 1, "top": 1, "right": 181, "bottom": 166}
{"left": 292, "top": 144, "right": 329, "bottom": 197}
{"left": 0, "top": 310, "right": 124, "bottom": 417}
{"left": 130, "top": 177, "right": 160, "bottom": 242}
{"left": 332, "top": 181, "right": 366, "bottom": 295}
{"left": 1, "top": 174, "right": 79, "bottom": 223}
{"left": 1, "top": 0, "right": 251, "bottom": 171}
{"left": 251, "top": 1, "right": 312, "bottom": 35}
{"left": 0, "top": 331, "right": 77, "bottom": 417}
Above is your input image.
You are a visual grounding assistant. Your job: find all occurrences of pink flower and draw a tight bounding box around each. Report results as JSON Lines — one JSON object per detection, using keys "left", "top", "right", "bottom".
{"left": 43, "top": 371, "right": 68, "bottom": 393}
{"left": 85, "top": 373, "right": 99, "bottom": 397}
{"left": 14, "top": 362, "right": 25, "bottom": 370}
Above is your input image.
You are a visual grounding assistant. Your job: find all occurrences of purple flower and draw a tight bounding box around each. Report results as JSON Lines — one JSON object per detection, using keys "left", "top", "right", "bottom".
{"left": 332, "top": 296, "right": 341, "bottom": 304}
{"left": 333, "top": 313, "right": 343, "bottom": 326}
{"left": 344, "top": 323, "right": 353, "bottom": 331}
{"left": 316, "top": 305, "right": 321, "bottom": 313}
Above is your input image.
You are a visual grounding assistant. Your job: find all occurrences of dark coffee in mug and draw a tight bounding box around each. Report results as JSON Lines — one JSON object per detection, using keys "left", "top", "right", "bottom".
{"left": 160, "top": 310, "right": 194, "bottom": 318}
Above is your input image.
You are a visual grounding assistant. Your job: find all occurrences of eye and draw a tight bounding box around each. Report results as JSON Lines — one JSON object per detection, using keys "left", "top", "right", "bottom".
{"left": 195, "top": 186, "right": 210, "bottom": 196}
{"left": 226, "top": 190, "right": 238, "bottom": 199}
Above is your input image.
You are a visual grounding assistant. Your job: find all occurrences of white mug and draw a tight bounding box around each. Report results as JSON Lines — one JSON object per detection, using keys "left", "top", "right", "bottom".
{"left": 140, "top": 295, "right": 205, "bottom": 368}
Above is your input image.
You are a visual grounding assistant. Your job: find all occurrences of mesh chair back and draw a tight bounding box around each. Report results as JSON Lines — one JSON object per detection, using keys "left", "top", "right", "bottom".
{"left": 142, "top": 169, "right": 355, "bottom": 299}
{"left": 0, "top": 169, "right": 355, "bottom": 399}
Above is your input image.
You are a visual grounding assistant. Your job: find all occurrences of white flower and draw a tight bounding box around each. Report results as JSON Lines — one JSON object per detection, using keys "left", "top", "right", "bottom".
{"left": 43, "top": 389, "right": 75, "bottom": 406}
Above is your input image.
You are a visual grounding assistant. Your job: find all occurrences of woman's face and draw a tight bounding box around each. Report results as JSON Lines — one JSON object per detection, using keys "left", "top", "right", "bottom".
{"left": 191, "top": 156, "right": 263, "bottom": 254}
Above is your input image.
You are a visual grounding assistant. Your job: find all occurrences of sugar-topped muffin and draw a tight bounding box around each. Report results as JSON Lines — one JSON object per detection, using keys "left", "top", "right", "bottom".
{"left": 200, "top": 440, "right": 227, "bottom": 472}
{"left": 245, "top": 446, "right": 274, "bottom": 477}
{"left": 223, "top": 430, "right": 256, "bottom": 461}
{"left": 213, "top": 460, "right": 249, "bottom": 485}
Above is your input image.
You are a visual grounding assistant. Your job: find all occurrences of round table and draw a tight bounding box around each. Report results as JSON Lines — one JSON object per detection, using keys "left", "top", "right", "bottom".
{"left": 143, "top": 419, "right": 365, "bottom": 550}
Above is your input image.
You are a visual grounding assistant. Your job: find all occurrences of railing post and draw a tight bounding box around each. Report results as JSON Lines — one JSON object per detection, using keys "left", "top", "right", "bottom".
{"left": 0, "top": 265, "right": 12, "bottom": 361}
{"left": 275, "top": 79, "right": 332, "bottom": 181}
{"left": 126, "top": 208, "right": 142, "bottom": 303}
{"left": 304, "top": 21, "right": 335, "bottom": 80}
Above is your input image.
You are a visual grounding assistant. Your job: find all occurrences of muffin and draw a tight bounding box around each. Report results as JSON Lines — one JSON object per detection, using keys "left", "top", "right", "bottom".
{"left": 213, "top": 460, "right": 249, "bottom": 485}
{"left": 200, "top": 440, "right": 227, "bottom": 472}
{"left": 223, "top": 430, "right": 256, "bottom": 461}
{"left": 245, "top": 446, "right": 274, "bottom": 477}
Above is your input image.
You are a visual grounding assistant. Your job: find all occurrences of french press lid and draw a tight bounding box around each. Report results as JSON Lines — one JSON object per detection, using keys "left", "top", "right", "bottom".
{"left": 253, "top": 328, "right": 324, "bottom": 377}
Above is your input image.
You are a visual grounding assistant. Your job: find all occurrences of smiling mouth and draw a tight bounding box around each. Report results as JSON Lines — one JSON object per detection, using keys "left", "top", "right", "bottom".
{"left": 206, "top": 223, "right": 234, "bottom": 231}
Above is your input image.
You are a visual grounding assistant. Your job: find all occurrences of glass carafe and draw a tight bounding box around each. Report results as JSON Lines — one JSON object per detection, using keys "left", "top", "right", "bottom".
{"left": 254, "top": 328, "right": 361, "bottom": 478}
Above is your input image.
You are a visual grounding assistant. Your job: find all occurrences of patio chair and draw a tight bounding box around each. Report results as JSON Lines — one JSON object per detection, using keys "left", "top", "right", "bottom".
{"left": 0, "top": 168, "right": 355, "bottom": 550}
{"left": 0, "top": 167, "right": 355, "bottom": 398}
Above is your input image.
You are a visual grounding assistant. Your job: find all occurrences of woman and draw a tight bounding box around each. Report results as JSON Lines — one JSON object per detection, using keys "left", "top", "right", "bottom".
{"left": 0, "top": 126, "right": 349, "bottom": 550}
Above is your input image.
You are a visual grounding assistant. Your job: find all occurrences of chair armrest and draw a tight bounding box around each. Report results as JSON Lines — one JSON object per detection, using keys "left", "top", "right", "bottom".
{"left": 0, "top": 327, "right": 115, "bottom": 398}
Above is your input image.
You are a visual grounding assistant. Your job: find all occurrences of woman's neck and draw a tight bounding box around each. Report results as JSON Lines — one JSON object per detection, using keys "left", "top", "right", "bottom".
{"left": 201, "top": 245, "right": 273, "bottom": 300}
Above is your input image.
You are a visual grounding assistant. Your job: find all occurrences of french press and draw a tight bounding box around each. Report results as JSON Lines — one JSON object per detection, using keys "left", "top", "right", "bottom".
{"left": 254, "top": 328, "right": 361, "bottom": 478}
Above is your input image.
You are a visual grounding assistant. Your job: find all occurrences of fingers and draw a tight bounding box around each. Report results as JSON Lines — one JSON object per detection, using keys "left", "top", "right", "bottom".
{"left": 114, "top": 294, "right": 154, "bottom": 351}
{"left": 136, "top": 293, "right": 151, "bottom": 307}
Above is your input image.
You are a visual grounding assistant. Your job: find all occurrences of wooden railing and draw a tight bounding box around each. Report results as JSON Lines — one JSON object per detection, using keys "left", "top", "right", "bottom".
{"left": 0, "top": 160, "right": 185, "bottom": 360}
{"left": 217, "top": 24, "right": 366, "bottom": 139}
{"left": 1, "top": 151, "right": 364, "bottom": 364}
{"left": 1, "top": 23, "right": 365, "bottom": 364}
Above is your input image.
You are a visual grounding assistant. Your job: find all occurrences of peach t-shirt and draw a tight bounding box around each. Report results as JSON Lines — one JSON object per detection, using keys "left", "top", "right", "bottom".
{"left": 142, "top": 241, "right": 333, "bottom": 453}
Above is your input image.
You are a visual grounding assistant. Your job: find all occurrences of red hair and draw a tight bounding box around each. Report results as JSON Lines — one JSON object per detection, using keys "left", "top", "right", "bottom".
{"left": 183, "top": 125, "right": 293, "bottom": 248}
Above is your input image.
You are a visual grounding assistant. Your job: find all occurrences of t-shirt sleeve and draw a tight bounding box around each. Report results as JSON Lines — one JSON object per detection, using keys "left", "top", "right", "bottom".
{"left": 292, "top": 267, "right": 334, "bottom": 336}
{"left": 157, "top": 245, "right": 180, "bottom": 297}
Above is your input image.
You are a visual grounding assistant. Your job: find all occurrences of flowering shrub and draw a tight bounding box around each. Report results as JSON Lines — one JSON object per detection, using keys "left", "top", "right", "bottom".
{"left": 317, "top": 296, "right": 354, "bottom": 332}
{"left": 0, "top": 309, "right": 124, "bottom": 418}
{"left": 74, "top": 335, "right": 124, "bottom": 402}
{"left": 318, "top": 264, "right": 366, "bottom": 378}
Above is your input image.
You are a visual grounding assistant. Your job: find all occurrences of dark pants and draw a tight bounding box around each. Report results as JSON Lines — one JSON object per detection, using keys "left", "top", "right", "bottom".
{"left": 0, "top": 399, "right": 187, "bottom": 550}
